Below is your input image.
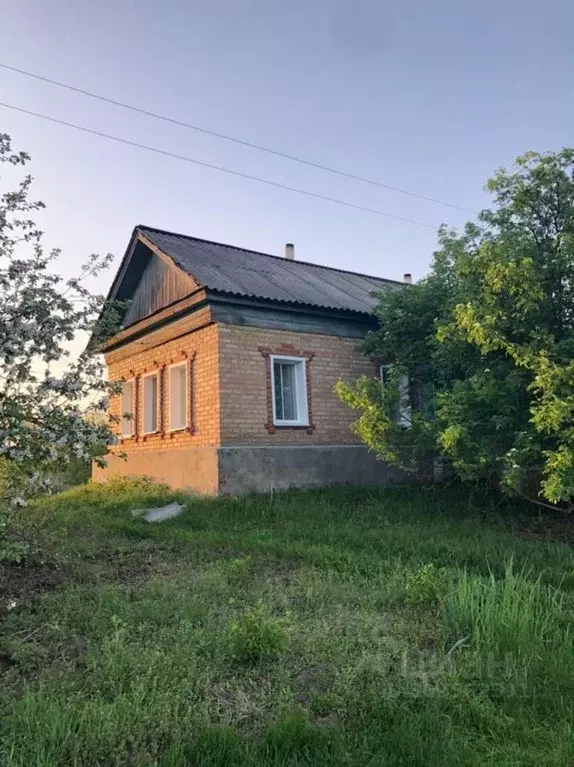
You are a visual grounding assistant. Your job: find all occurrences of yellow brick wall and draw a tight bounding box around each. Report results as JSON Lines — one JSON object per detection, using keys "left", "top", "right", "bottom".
{"left": 218, "top": 324, "right": 376, "bottom": 445}
{"left": 103, "top": 319, "right": 376, "bottom": 456}
{"left": 105, "top": 321, "right": 220, "bottom": 452}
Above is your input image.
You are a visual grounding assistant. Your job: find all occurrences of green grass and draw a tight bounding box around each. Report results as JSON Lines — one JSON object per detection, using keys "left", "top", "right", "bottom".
{"left": 1, "top": 478, "right": 574, "bottom": 766}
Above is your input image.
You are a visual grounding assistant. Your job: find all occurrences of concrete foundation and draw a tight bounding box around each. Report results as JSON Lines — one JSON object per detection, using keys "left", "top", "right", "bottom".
{"left": 94, "top": 444, "right": 410, "bottom": 495}
{"left": 217, "top": 445, "right": 409, "bottom": 494}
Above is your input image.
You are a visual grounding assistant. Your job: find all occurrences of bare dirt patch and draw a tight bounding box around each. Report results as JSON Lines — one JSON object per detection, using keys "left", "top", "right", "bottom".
{"left": 293, "top": 662, "right": 334, "bottom": 706}
{"left": 0, "top": 562, "right": 69, "bottom": 603}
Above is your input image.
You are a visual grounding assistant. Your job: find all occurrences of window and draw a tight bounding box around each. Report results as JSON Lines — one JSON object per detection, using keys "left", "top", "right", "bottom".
{"left": 169, "top": 362, "right": 188, "bottom": 430}
{"left": 120, "top": 379, "right": 134, "bottom": 437}
{"left": 380, "top": 364, "right": 411, "bottom": 428}
{"left": 271, "top": 355, "right": 309, "bottom": 426}
{"left": 142, "top": 372, "right": 159, "bottom": 434}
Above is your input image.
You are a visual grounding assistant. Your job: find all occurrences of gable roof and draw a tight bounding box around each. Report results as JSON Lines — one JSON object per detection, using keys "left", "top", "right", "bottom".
{"left": 133, "top": 225, "right": 402, "bottom": 315}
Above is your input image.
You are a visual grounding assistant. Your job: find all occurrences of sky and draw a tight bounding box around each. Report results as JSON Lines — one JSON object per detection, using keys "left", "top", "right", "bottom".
{"left": 1, "top": 0, "right": 573, "bottom": 298}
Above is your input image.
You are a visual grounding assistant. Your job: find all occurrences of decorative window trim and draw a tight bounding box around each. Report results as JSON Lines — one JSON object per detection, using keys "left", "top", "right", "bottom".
{"left": 133, "top": 374, "right": 140, "bottom": 441}
{"left": 270, "top": 354, "right": 309, "bottom": 427}
{"left": 259, "top": 345, "right": 315, "bottom": 434}
{"left": 167, "top": 360, "right": 189, "bottom": 432}
{"left": 120, "top": 378, "right": 135, "bottom": 438}
{"left": 158, "top": 365, "right": 166, "bottom": 437}
{"left": 141, "top": 369, "right": 160, "bottom": 436}
{"left": 163, "top": 351, "right": 196, "bottom": 438}
{"left": 380, "top": 363, "right": 411, "bottom": 428}
{"left": 187, "top": 353, "right": 196, "bottom": 434}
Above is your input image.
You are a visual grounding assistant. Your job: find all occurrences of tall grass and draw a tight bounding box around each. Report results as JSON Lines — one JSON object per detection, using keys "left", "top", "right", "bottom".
{"left": 444, "top": 559, "right": 568, "bottom": 657}
{"left": 443, "top": 558, "right": 574, "bottom": 713}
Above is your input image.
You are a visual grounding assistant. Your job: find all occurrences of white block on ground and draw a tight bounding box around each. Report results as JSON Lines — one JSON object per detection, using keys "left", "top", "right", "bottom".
{"left": 131, "top": 502, "right": 184, "bottom": 522}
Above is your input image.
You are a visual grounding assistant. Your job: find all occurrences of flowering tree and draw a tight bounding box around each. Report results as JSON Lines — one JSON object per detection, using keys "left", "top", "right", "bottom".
{"left": 0, "top": 132, "right": 120, "bottom": 500}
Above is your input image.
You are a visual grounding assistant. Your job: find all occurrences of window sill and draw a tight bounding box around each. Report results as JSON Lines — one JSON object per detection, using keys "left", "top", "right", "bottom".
{"left": 167, "top": 426, "right": 188, "bottom": 434}
{"left": 267, "top": 423, "right": 315, "bottom": 434}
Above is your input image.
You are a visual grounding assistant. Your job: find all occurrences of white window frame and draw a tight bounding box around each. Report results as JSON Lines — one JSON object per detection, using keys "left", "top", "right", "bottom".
{"left": 142, "top": 370, "right": 160, "bottom": 435}
{"left": 271, "top": 355, "right": 309, "bottom": 427}
{"left": 120, "top": 378, "right": 135, "bottom": 437}
{"left": 380, "top": 364, "right": 411, "bottom": 428}
{"left": 168, "top": 361, "right": 188, "bottom": 432}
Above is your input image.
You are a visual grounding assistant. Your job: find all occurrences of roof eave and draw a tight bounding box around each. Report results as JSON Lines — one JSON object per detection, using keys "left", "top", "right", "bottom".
{"left": 204, "top": 288, "right": 379, "bottom": 319}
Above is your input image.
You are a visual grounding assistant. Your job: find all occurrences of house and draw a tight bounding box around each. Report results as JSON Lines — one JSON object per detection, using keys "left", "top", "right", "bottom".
{"left": 93, "top": 225, "right": 409, "bottom": 494}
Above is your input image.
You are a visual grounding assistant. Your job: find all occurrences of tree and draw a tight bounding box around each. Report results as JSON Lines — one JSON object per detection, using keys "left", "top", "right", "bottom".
{"left": 0, "top": 133, "right": 120, "bottom": 501}
{"left": 336, "top": 149, "right": 574, "bottom": 510}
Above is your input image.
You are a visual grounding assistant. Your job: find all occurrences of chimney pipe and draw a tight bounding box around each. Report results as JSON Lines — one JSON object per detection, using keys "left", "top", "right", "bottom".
{"left": 403, "top": 273, "right": 412, "bottom": 284}
{"left": 285, "top": 243, "right": 295, "bottom": 260}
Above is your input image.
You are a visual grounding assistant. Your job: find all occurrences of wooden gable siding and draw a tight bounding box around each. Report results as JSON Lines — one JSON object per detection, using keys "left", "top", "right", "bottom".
{"left": 123, "top": 254, "right": 197, "bottom": 327}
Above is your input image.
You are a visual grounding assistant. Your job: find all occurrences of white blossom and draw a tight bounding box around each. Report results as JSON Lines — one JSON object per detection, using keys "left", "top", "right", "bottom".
{"left": 0, "top": 132, "right": 120, "bottom": 500}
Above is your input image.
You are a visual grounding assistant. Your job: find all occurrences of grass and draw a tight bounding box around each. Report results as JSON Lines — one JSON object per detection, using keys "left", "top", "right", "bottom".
{"left": 1, "top": 477, "right": 574, "bottom": 766}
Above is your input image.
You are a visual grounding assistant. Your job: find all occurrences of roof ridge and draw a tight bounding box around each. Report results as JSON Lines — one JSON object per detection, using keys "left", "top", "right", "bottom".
{"left": 136, "top": 224, "right": 403, "bottom": 286}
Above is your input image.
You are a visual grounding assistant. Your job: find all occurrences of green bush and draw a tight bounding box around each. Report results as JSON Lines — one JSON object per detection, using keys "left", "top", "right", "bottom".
{"left": 0, "top": 511, "right": 30, "bottom": 564}
{"left": 228, "top": 602, "right": 288, "bottom": 663}
{"left": 0, "top": 537, "right": 30, "bottom": 564}
{"left": 0, "top": 457, "right": 11, "bottom": 499}
{"left": 0, "top": 457, "right": 27, "bottom": 503}
{"left": 0, "top": 455, "right": 92, "bottom": 505}
{"left": 72, "top": 474, "right": 169, "bottom": 498}
{"left": 33, "top": 475, "right": 173, "bottom": 516}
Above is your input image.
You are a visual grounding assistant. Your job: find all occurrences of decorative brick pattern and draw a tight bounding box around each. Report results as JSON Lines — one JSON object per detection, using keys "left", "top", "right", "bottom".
{"left": 100, "top": 320, "right": 379, "bottom": 484}
{"left": 187, "top": 353, "right": 196, "bottom": 435}
{"left": 132, "top": 372, "right": 140, "bottom": 441}
{"left": 106, "top": 323, "right": 220, "bottom": 453}
{"left": 219, "top": 325, "right": 377, "bottom": 446}
{"left": 158, "top": 364, "right": 166, "bottom": 437}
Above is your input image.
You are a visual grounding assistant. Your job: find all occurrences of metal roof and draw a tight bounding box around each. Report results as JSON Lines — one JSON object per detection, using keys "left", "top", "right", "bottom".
{"left": 137, "top": 225, "right": 402, "bottom": 315}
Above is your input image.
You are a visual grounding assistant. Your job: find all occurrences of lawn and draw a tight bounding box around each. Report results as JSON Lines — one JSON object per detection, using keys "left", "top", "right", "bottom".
{"left": 1, "top": 478, "right": 574, "bottom": 766}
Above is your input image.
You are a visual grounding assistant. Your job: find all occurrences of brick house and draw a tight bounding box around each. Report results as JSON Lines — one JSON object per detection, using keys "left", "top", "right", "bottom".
{"left": 93, "top": 225, "right": 408, "bottom": 494}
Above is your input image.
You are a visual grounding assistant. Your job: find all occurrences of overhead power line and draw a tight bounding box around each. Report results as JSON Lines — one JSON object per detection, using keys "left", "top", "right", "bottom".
{"left": 0, "top": 62, "right": 474, "bottom": 214}
{"left": 0, "top": 101, "right": 440, "bottom": 229}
